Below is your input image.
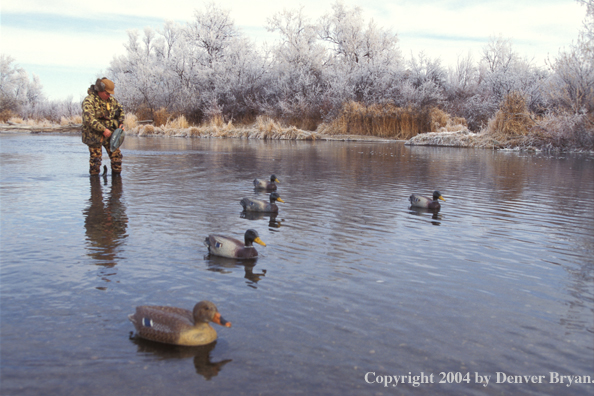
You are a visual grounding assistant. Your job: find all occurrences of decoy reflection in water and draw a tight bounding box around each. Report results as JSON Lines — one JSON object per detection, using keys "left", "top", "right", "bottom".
{"left": 204, "top": 229, "right": 266, "bottom": 259}
{"left": 409, "top": 190, "right": 446, "bottom": 210}
{"left": 240, "top": 192, "right": 284, "bottom": 213}
{"left": 240, "top": 211, "right": 282, "bottom": 228}
{"left": 408, "top": 206, "right": 442, "bottom": 225}
{"left": 128, "top": 301, "right": 231, "bottom": 346}
{"left": 129, "top": 337, "right": 232, "bottom": 380}
{"left": 206, "top": 254, "right": 267, "bottom": 288}
{"left": 253, "top": 174, "right": 279, "bottom": 191}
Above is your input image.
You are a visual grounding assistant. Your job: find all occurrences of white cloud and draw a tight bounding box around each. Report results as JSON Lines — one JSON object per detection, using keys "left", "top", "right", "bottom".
{"left": 2, "top": 27, "right": 127, "bottom": 68}
{"left": 384, "top": 1, "right": 583, "bottom": 65}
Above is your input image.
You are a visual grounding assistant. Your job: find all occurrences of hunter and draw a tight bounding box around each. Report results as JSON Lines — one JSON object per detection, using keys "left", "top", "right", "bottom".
{"left": 82, "top": 77, "right": 125, "bottom": 175}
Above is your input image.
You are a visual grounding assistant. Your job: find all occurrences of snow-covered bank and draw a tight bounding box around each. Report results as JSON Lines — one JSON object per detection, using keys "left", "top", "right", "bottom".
{"left": 405, "top": 129, "right": 594, "bottom": 153}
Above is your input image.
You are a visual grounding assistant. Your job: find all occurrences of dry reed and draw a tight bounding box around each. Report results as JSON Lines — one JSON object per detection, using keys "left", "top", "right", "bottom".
{"left": 474, "top": 92, "right": 546, "bottom": 150}
{"left": 317, "top": 102, "right": 466, "bottom": 139}
{"left": 153, "top": 107, "right": 171, "bottom": 127}
{"left": 485, "top": 92, "right": 534, "bottom": 138}
{"left": 164, "top": 115, "right": 189, "bottom": 129}
{"left": 123, "top": 113, "right": 138, "bottom": 131}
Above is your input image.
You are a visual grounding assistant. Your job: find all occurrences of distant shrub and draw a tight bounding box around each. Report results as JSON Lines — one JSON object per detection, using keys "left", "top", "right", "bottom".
{"left": 485, "top": 91, "right": 534, "bottom": 137}
{"left": 153, "top": 108, "right": 171, "bottom": 127}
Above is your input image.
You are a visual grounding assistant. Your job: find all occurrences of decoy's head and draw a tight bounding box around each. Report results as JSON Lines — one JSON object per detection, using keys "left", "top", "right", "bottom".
{"left": 433, "top": 191, "right": 446, "bottom": 201}
{"left": 269, "top": 192, "right": 285, "bottom": 203}
{"left": 245, "top": 229, "right": 266, "bottom": 247}
{"left": 193, "top": 301, "right": 232, "bottom": 327}
{"left": 270, "top": 174, "right": 280, "bottom": 183}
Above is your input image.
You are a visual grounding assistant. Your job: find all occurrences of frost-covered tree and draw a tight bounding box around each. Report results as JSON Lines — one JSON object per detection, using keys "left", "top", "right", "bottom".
{"left": 317, "top": 1, "right": 402, "bottom": 117}
{"left": 547, "top": 0, "right": 594, "bottom": 115}
{"left": 439, "top": 36, "right": 548, "bottom": 131}
{"left": 109, "top": 25, "right": 188, "bottom": 116}
{"left": 391, "top": 52, "right": 446, "bottom": 109}
{"left": 538, "top": 0, "right": 594, "bottom": 148}
{"left": 480, "top": 35, "right": 546, "bottom": 111}
{"left": 0, "top": 54, "right": 44, "bottom": 119}
{"left": 265, "top": 6, "right": 328, "bottom": 127}
{"left": 110, "top": 2, "right": 267, "bottom": 123}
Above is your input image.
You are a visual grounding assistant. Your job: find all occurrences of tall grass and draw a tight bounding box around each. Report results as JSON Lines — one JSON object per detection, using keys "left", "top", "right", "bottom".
{"left": 485, "top": 91, "right": 534, "bottom": 138}
{"left": 123, "top": 113, "right": 138, "bottom": 130}
{"left": 317, "top": 102, "right": 466, "bottom": 139}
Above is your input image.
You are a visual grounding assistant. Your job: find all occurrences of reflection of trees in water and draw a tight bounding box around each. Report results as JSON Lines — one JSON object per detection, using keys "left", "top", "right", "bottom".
{"left": 130, "top": 336, "right": 232, "bottom": 380}
{"left": 205, "top": 255, "right": 267, "bottom": 289}
{"left": 83, "top": 175, "right": 128, "bottom": 286}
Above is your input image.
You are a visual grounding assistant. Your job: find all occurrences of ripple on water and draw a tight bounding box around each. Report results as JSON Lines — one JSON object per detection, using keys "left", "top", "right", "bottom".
{"left": 1, "top": 135, "right": 593, "bottom": 396}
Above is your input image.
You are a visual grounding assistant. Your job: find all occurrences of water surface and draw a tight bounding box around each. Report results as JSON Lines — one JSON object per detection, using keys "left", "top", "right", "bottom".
{"left": 1, "top": 133, "right": 593, "bottom": 395}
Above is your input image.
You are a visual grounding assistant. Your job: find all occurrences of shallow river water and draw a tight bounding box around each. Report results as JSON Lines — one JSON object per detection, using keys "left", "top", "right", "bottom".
{"left": 1, "top": 133, "right": 593, "bottom": 396}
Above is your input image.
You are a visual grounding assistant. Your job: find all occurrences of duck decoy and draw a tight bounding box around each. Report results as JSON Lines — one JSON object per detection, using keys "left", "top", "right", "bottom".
{"left": 204, "top": 229, "right": 266, "bottom": 259}
{"left": 128, "top": 301, "right": 231, "bottom": 346}
{"left": 240, "top": 192, "right": 284, "bottom": 213}
{"left": 409, "top": 190, "right": 446, "bottom": 209}
{"left": 253, "top": 174, "right": 279, "bottom": 190}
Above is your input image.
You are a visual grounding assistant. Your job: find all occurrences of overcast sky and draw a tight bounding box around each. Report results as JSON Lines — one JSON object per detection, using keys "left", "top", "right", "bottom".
{"left": 1, "top": 0, "right": 586, "bottom": 101}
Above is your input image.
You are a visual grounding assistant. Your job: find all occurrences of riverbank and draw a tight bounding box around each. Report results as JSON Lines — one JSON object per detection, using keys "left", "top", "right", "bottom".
{"left": 2, "top": 118, "right": 592, "bottom": 152}
{"left": 0, "top": 118, "right": 397, "bottom": 142}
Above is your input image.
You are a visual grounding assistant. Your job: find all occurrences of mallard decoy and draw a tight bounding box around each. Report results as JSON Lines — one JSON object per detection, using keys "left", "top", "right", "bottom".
{"left": 409, "top": 190, "right": 446, "bottom": 209}
{"left": 253, "top": 174, "right": 279, "bottom": 190}
{"left": 240, "top": 192, "right": 284, "bottom": 213}
{"left": 204, "top": 229, "right": 266, "bottom": 259}
{"left": 128, "top": 301, "right": 231, "bottom": 346}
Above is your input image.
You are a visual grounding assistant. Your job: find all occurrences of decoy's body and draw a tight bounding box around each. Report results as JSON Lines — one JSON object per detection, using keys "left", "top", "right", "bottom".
{"left": 409, "top": 190, "right": 446, "bottom": 209}
{"left": 240, "top": 192, "right": 284, "bottom": 213}
{"left": 204, "top": 229, "right": 266, "bottom": 259}
{"left": 128, "top": 301, "right": 231, "bottom": 346}
{"left": 253, "top": 174, "right": 279, "bottom": 190}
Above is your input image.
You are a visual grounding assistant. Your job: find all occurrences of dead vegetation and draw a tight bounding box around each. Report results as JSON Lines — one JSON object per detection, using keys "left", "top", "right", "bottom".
{"left": 131, "top": 115, "right": 319, "bottom": 140}
{"left": 317, "top": 101, "right": 466, "bottom": 139}
{"left": 2, "top": 97, "right": 591, "bottom": 151}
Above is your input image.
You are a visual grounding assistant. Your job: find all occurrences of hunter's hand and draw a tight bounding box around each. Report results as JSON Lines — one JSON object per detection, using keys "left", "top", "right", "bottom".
{"left": 103, "top": 129, "right": 112, "bottom": 138}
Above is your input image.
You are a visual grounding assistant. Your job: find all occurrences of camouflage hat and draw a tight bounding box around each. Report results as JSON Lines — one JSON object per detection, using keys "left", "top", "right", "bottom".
{"left": 101, "top": 78, "right": 115, "bottom": 94}
{"left": 110, "top": 128, "right": 125, "bottom": 151}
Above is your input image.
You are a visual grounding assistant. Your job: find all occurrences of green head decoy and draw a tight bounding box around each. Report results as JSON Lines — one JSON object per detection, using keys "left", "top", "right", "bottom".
{"left": 253, "top": 174, "right": 279, "bottom": 190}
{"left": 204, "top": 229, "right": 266, "bottom": 259}
{"left": 409, "top": 190, "right": 446, "bottom": 209}
{"left": 240, "top": 192, "right": 285, "bottom": 213}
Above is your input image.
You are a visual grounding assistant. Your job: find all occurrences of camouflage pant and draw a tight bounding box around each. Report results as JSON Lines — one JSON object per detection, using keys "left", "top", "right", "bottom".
{"left": 89, "top": 144, "right": 123, "bottom": 175}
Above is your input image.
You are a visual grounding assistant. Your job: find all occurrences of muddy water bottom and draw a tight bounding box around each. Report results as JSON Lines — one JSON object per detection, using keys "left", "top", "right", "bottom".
{"left": 1, "top": 134, "right": 593, "bottom": 396}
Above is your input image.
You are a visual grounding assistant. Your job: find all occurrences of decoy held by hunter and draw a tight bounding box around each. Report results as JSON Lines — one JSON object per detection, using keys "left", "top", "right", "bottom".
{"left": 128, "top": 301, "right": 231, "bottom": 346}
{"left": 204, "top": 229, "right": 266, "bottom": 259}
{"left": 253, "top": 174, "right": 279, "bottom": 190}
{"left": 409, "top": 190, "right": 446, "bottom": 210}
{"left": 240, "top": 192, "right": 285, "bottom": 213}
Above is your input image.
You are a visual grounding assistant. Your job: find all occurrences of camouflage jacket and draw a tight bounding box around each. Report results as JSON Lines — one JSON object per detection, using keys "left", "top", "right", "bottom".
{"left": 81, "top": 87, "right": 125, "bottom": 147}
